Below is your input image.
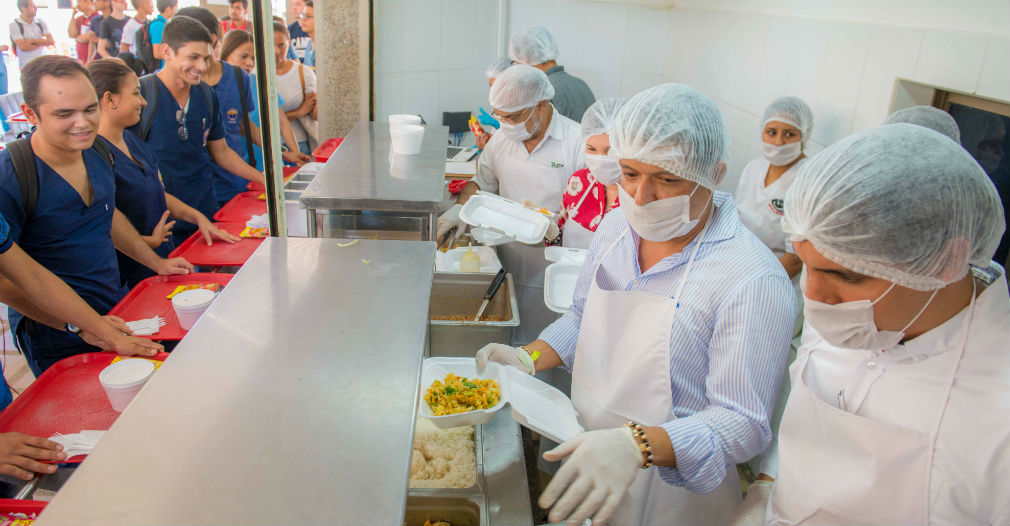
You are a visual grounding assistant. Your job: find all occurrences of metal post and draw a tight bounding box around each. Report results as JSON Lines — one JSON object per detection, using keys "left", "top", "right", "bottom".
{"left": 250, "top": 0, "right": 287, "bottom": 237}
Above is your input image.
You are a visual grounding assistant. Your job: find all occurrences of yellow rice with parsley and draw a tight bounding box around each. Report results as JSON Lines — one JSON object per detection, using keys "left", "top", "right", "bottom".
{"left": 424, "top": 373, "right": 500, "bottom": 416}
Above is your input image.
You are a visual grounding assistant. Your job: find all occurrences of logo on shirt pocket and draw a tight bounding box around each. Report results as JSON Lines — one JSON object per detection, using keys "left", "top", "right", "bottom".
{"left": 769, "top": 198, "right": 785, "bottom": 215}
{"left": 226, "top": 108, "right": 240, "bottom": 124}
{"left": 550, "top": 161, "right": 565, "bottom": 169}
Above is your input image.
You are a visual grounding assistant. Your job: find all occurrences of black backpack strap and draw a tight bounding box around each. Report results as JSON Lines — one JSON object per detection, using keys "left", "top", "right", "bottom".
{"left": 232, "top": 64, "right": 256, "bottom": 167}
{"left": 6, "top": 138, "right": 39, "bottom": 220}
{"left": 90, "top": 137, "right": 115, "bottom": 171}
{"left": 197, "top": 81, "right": 216, "bottom": 120}
{"left": 137, "top": 74, "right": 160, "bottom": 140}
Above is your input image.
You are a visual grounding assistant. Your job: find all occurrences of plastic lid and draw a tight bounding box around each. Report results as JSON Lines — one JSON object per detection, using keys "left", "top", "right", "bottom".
{"left": 171, "top": 288, "right": 217, "bottom": 308}
{"left": 459, "top": 192, "right": 551, "bottom": 245}
{"left": 99, "top": 359, "right": 156, "bottom": 389}
{"left": 544, "top": 246, "right": 588, "bottom": 264}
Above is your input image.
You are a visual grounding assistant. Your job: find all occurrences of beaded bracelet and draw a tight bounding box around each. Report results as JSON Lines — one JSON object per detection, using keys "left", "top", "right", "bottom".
{"left": 624, "top": 421, "right": 654, "bottom": 469}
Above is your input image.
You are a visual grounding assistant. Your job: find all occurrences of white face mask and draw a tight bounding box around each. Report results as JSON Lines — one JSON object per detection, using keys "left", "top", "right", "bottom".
{"left": 584, "top": 154, "right": 622, "bottom": 185}
{"left": 617, "top": 182, "right": 707, "bottom": 242}
{"left": 802, "top": 277, "right": 939, "bottom": 350}
{"left": 497, "top": 107, "right": 537, "bottom": 142}
{"left": 762, "top": 141, "right": 802, "bottom": 166}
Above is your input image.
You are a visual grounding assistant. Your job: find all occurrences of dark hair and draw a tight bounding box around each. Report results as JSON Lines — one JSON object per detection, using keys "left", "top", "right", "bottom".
{"left": 161, "top": 14, "right": 213, "bottom": 51}
{"left": 220, "top": 29, "right": 253, "bottom": 64}
{"left": 86, "top": 58, "right": 135, "bottom": 103}
{"left": 272, "top": 20, "right": 289, "bottom": 37}
{"left": 17, "top": 0, "right": 31, "bottom": 9}
{"left": 231, "top": 0, "right": 248, "bottom": 8}
{"left": 175, "top": 6, "right": 221, "bottom": 39}
{"left": 21, "top": 56, "right": 94, "bottom": 112}
{"left": 156, "top": 0, "right": 177, "bottom": 13}
{"left": 304, "top": 0, "right": 312, "bottom": 7}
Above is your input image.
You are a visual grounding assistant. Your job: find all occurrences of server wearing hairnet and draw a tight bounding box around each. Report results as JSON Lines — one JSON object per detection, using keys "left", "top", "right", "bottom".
{"left": 439, "top": 65, "right": 584, "bottom": 346}
{"left": 732, "top": 124, "right": 1009, "bottom": 526}
{"left": 735, "top": 97, "right": 812, "bottom": 282}
{"left": 884, "top": 105, "right": 961, "bottom": 142}
{"left": 478, "top": 84, "right": 796, "bottom": 525}
{"left": 557, "top": 98, "right": 625, "bottom": 249}
{"left": 509, "top": 26, "right": 595, "bottom": 121}
{"left": 485, "top": 57, "right": 512, "bottom": 87}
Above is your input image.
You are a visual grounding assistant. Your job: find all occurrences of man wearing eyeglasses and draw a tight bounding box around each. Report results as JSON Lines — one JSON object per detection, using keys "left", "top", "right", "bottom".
{"left": 298, "top": 1, "right": 315, "bottom": 68}
{"left": 129, "top": 16, "right": 265, "bottom": 245}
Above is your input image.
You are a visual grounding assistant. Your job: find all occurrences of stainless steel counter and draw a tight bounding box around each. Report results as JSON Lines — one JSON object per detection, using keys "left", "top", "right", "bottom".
{"left": 301, "top": 122, "right": 449, "bottom": 241}
{"left": 37, "top": 238, "right": 435, "bottom": 525}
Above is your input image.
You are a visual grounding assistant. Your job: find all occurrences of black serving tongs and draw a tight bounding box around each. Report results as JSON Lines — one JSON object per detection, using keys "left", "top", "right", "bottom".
{"left": 474, "top": 268, "right": 508, "bottom": 322}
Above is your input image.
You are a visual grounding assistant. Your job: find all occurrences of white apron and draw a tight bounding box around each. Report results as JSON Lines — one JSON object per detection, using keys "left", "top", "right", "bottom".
{"left": 496, "top": 154, "right": 570, "bottom": 346}
{"left": 767, "top": 285, "right": 976, "bottom": 525}
{"left": 569, "top": 231, "right": 741, "bottom": 526}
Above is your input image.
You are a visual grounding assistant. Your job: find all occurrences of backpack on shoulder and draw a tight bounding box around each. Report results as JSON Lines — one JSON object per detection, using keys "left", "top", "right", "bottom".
{"left": 6, "top": 137, "right": 114, "bottom": 219}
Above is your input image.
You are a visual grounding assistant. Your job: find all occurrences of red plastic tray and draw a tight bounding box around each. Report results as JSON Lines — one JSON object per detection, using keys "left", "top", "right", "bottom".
{"left": 0, "top": 499, "right": 47, "bottom": 521}
{"left": 168, "top": 222, "right": 263, "bottom": 267}
{"left": 312, "top": 137, "right": 343, "bottom": 162}
{"left": 0, "top": 352, "right": 170, "bottom": 462}
{"left": 213, "top": 191, "right": 267, "bottom": 222}
{"left": 246, "top": 166, "right": 299, "bottom": 192}
{"left": 107, "top": 273, "right": 234, "bottom": 340}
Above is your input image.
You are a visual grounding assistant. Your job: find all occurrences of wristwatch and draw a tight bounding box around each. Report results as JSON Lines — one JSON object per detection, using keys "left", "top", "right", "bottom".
{"left": 65, "top": 322, "right": 81, "bottom": 335}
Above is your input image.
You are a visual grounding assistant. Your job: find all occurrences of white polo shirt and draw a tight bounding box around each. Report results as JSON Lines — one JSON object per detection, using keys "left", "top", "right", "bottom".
{"left": 474, "top": 104, "right": 585, "bottom": 213}
{"left": 9, "top": 17, "right": 50, "bottom": 68}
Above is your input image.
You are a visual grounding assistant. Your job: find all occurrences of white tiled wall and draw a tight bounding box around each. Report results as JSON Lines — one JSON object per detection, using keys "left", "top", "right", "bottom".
{"left": 373, "top": 0, "right": 1009, "bottom": 190}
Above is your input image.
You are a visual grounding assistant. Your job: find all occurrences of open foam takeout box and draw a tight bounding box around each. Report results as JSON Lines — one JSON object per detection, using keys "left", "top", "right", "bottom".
{"left": 543, "top": 247, "right": 588, "bottom": 314}
{"left": 419, "top": 357, "right": 585, "bottom": 444}
{"left": 459, "top": 191, "right": 551, "bottom": 245}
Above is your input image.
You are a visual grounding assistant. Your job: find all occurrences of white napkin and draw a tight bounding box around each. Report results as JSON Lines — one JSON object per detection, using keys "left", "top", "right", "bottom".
{"left": 246, "top": 213, "right": 269, "bottom": 228}
{"left": 126, "top": 316, "right": 165, "bottom": 336}
{"left": 49, "top": 430, "right": 105, "bottom": 458}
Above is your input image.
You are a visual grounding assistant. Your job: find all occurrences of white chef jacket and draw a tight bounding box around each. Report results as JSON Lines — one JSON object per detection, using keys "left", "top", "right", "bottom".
{"left": 787, "top": 263, "right": 1010, "bottom": 525}
{"left": 473, "top": 105, "right": 585, "bottom": 212}
{"left": 734, "top": 157, "right": 806, "bottom": 257}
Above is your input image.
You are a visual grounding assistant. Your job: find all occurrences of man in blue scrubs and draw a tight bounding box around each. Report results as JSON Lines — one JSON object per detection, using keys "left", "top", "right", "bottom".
{"left": 176, "top": 7, "right": 257, "bottom": 206}
{"left": 131, "top": 16, "right": 264, "bottom": 244}
{"left": 0, "top": 56, "right": 192, "bottom": 375}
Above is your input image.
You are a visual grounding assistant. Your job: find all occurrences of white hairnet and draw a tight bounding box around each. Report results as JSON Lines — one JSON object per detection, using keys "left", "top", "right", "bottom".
{"left": 508, "top": 26, "right": 559, "bottom": 66}
{"left": 485, "top": 58, "right": 513, "bottom": 80}
{"left": 609, "top": 84, "right": 731, "bottom": 189}
{"left": 581, "top": 98, "right": 626, "bottom": 143}
{"left": 782, "top": 124, "right": 1005, "bottom": 291}
{"left": 883, "top": 106, "right": 961, "bottom": 142}
{"left": 488, "top": 65, "right": 555, "bottom": 113}
{"left": 763, "top": 96, "right": 813, "bottom": 145}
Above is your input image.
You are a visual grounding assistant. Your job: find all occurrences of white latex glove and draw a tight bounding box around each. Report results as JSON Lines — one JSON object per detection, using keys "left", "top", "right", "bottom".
{"left": 544, "top": 218, "right": 560, "bottom": 243}
{"left": 437, "top": 203, "right": 468, "bottom": 240}
{"left": 539, "top": 427, "right": 642, "bottom": 526}
{"left": 475, "top": 343, "right": 535, "bottom": 375}
{"left": 730, "top": 480, "right": 773, "bottom": 526}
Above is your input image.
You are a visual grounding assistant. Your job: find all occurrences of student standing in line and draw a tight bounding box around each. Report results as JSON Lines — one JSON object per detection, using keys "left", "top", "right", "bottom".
{"left": 220, "top": 0, "right": 248, "bottom": 33}
{"left": 174, "top": 7, "right": 263, "bottom": 206}
{"left": 96, "top": 0, "right": 128, "bottom": 58}
{"left": 298, "top": 1, "right": 315, "bottom": 69}
{"left": 273, "top": 22, "right": 318, "bottom": 154}
{"left": 0, "top": 56, "right": 191, "bottom": 375}
{"left": 286, "top": 0, "right": 310, "bottom": 62}
{"left": 119, "top": 0, "right": 153, "bottom": 56}
{"left": 89, "top": 59, "right": 238, "bottom": 288}
{"left": 9, "top": 0, "right": 54, "bottom": 69}
{"left": 87, "top": 0, "right": 110, "bottom": 61}
{"left": 220, "top": 29, "right": 311, "bottom": 171}
{"left": 67, "top": 0, "right": 95, "bottom": 64}
{"left": 130, "top": 16, "right": 265, "bottom": 244}
{"left": 148, "top": 0, "right": 176, "bottom": 67}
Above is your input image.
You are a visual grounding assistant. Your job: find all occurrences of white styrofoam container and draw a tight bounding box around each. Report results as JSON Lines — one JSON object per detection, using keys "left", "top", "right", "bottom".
{"left": 543, "top": 247, "right": 588, "bottom": 313}
{"left": 434, "top": 246, "right": 502, "bottom": 273}
{"left": 459, "top": 192, "right": 551, "bottom": 245}
{"left": 419, "top": 357, "right": 585, "bottom": 444}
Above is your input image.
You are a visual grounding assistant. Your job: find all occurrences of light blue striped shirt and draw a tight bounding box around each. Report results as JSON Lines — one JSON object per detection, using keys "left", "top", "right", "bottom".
{"left": 540, "top": 191, "right": 797, "bottom": 492}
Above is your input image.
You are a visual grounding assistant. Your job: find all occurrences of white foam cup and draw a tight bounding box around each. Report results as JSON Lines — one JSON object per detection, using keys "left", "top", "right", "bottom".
{"left": 99, "top": 359, "right": 156, "bottom": 412}
{"left": 389, "top": 124, "right": 425, "bottom": 155}
{"left": 388, "top": 114, "right": 422, "bottom": 126}
{"left": 171, "top": 288, "right": 217, "bottom": 330}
